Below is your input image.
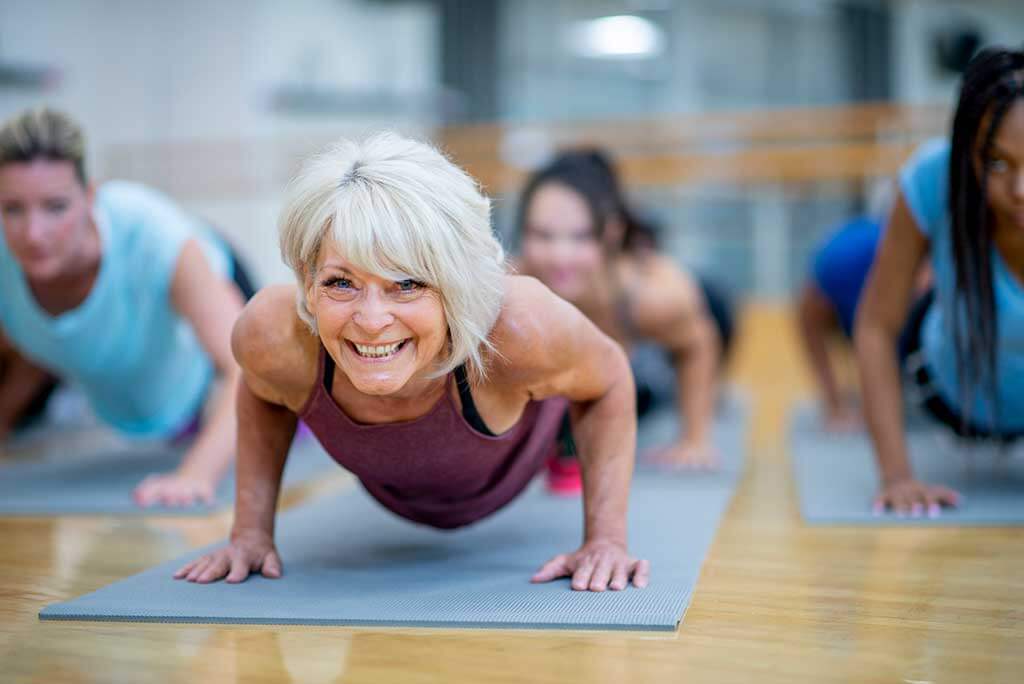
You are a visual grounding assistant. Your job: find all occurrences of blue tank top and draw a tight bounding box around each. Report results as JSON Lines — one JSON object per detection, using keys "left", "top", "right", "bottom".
{"left": 900, "top": 139, "right": 1024, "bottom": 431}
{"left": 0, "top": 181, "right": 231, "bottom": 438}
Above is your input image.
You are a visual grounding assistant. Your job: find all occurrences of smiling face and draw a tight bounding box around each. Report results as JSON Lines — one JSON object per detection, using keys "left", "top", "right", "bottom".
{"left": 520, "top": 182, "right": 605, "bottom": 302}
{"left": 305, "top": 237, "right": 448, "bottom": 397}
{"left": 0, "top": 159, "right": 95, "bottom": 281}
{"left": 979, "top": 99, "right": 1024, "bottom": 234}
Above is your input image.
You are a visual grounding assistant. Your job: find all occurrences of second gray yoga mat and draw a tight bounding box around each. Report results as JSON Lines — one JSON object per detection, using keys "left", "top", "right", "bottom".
{"left": 0, "top": 433, "right": 335, "bottom": 516}
{"left": 791, "top": 402, "right": 1024, "bottom": 525}
{"left": 39, "top": 403, "right": 749, "bottom": 630}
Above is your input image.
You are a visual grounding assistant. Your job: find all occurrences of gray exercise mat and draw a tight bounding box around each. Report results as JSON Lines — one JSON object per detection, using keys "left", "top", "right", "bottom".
{"left": 0, "top": 433, "right": 336, "bottom": 516}
{"left": 790, "top": 402, "right": 1024, "bottom": 525}
{"left": 39, "top": 406, "right": 749, "bottom": 630}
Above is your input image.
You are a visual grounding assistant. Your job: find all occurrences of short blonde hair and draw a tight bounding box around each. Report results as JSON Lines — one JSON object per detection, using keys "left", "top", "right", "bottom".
{"left": 0, "top": 108, "right": 87, "bottom": 184}
{"left": 279, "top": 132, "right": 506, "bottom": 379}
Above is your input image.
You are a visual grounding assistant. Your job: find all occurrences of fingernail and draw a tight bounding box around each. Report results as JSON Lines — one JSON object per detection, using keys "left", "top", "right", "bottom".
{"left": 928, "top": 504, "right": 940, "bottom": 518}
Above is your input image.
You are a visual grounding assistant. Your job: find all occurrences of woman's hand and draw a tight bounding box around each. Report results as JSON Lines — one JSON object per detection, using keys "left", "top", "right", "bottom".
{"left": 644, "top": 438, "right": 719, "bottom": 470}
{"left": 173, "top": 530, "right": 283, "bottom": 584}
{"left": 134, "top": 468, "right": 217, "bottom": 508}
{"left": 873, "top": 478, "right": 960, "bottom": 517}
{"left": 531, "top": 539, "right": 649, "bottom": 591}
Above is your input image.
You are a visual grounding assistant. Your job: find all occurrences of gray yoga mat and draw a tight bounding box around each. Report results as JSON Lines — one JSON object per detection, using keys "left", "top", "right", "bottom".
{"left": 790, "top": 402, "right": 1024, "bottom": 525}
{"left": 0, "top": 433, "right": 335, "bottom": 516}
{"left": 39, "top": 402, "right": 749, "bottom": 630}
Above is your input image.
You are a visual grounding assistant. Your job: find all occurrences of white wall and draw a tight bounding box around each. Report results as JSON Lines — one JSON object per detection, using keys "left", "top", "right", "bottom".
{"left": 0, "top": 0, "right": 439, "bottom": 283}
{"left": 892, "top": 0, "right": 1024, "bottom": 106}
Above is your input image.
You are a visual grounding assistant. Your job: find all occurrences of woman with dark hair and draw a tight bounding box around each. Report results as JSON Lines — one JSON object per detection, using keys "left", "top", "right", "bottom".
{"left": 856, "top": 46, "right": 1024, "bottom": 516}
{"left": 516, "top": 149, "right": 735, "bottom": 472}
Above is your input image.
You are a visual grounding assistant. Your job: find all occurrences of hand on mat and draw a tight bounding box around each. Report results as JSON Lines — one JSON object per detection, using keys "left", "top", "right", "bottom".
{"left": 173, "top": 531, "right": 282, "bottom": 583}
{"left": 644, "top": 438, "right": 719, "bottom": 470}
{"left": 824, "top": 405, "right": 861, "bottom": 433}
{"left": 873, "top": 479, "right": 961, "bottom": 518}
{"left": 531, "top": 540, "right": 650, "bottom": 591}
{"left": 134, "top": 470, "right": 216, "bottom": 508}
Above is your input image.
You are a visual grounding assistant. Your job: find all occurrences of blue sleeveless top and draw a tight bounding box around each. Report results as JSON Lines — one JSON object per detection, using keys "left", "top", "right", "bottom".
{"left": 0, "top": 181, "right": 231, "bottom": 438}
{"left": 901, "top": 139, "right": 1024, "bottom": 431}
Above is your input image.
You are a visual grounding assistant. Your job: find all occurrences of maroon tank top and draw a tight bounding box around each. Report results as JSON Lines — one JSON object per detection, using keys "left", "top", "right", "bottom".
{"left": 298, "top": 345, "right": 568, "bottom": 529}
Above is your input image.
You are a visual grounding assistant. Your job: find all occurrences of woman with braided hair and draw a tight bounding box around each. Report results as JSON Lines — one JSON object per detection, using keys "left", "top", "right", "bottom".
{"left": 856, "top": 46, "right": 1024, "bottom": 517}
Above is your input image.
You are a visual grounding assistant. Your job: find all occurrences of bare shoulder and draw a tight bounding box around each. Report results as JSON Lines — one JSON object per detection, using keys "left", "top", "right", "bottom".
{"left": 486, "top": 275, "right": 606, "bottom": 385}
{"left": 624, "top": 252, "right": 702, "bottom": 337}
{"left": 231, "top": 284, "right": 319, "bottom": 407}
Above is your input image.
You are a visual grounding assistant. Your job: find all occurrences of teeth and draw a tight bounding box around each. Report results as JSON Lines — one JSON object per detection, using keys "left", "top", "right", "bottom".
{"left": 353, "top": 341, "right": 403, "bottom": 358}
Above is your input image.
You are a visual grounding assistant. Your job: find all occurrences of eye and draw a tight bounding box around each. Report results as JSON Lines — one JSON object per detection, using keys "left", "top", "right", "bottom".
{"left": 43, "top": 199, "right": 69, "bottom": 213}
{"left": 396, "top": 279, "right": 424, "bottom": 292}
{"left": 988, "top": 158, "right": 1010, "bottom": 174}
{"left": 320, "top": 276, "right": 353, "bottom": 289}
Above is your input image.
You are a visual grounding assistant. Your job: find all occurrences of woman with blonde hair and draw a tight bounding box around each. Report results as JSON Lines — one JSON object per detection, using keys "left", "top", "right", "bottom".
{"left": 174, "top": 133, "right": 649, "bottom": 591}
{"left": 0, "top": 108, "right": 253, "bottom": 507}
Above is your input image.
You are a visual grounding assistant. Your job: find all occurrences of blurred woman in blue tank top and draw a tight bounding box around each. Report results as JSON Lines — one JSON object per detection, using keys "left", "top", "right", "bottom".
{"left": 856, "top": 47, "right": 1024, "bottom": 517}
{"left": 0, "top": 108, "right": 254, "bottom": 508}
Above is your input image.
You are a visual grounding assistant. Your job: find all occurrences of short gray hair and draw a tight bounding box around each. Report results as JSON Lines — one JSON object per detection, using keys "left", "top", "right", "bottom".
{"left": 279, "top": 132, "right": 506, "bottom": 379}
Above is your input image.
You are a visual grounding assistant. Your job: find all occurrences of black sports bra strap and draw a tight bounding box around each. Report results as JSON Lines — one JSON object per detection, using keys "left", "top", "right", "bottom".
{"left": 454, "top": 364, "right": 496, "bottom": 437}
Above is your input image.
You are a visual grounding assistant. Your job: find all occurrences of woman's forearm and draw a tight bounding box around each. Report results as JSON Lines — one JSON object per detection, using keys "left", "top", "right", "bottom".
{"left": 797, "top": 289, "right": 844, "bottom": 414}
{"left": 855, "top": 324, "right": 913, "bottom": 484}
{"left": 230, "top": 378, "right": 297, "bottom": 538}
{"left": 177, "top": 368, "right": 240, "bottom": 483}
{"left": 572, "top": 353, "right": 636, "bottom": 545}
{"left": 0, "top": 354, "right": 56, "bottom": 435}
{"left": 675, "top": 315, "right": 719, "bottom": 444}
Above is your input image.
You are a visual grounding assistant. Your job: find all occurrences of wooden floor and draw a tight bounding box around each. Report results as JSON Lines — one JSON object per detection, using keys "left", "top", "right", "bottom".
{"left": 2, "top": 302, "right": 1022, "bottom": 683}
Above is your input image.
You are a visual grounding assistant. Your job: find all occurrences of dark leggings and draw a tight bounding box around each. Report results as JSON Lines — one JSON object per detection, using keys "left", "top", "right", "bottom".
{"left": 899, "top": 290, "right": 1021, "bottom": 442}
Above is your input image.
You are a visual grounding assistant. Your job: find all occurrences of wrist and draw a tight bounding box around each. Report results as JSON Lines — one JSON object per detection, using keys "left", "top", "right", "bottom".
{"left": 230, "top": 525, "right": 274, "bottom": 543}
{"left": 880, "top": 464, "right": 913, "bottom": 487}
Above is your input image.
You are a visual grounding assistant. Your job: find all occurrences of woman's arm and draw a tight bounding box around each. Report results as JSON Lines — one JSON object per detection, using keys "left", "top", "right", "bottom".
{"left": 496, "top": 276, "right": 648, "bottom": 591}
{"left": 0, "top": 338, "right": 57, "bottom": 441}
{"left": 854, "top": 193, "right": 959, "bottom": 515}
{"left": 634, "top": 261, "right": 721, "bottom": 467}
{"left": 796, "top": 281, "right": 857, "bottom": 429}
{"left": 135, "top": 240, "right": 247, "bottom": 507}
{"left": 175, "top": 287, "right": 313, "bottom": 582}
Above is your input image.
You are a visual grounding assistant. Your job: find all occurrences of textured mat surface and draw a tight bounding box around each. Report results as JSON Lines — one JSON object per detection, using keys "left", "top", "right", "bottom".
{"left": 0, "top": 434, "right": 335, "bottom": 516}
{"left": 39, "top": 405, "right": 750, "bottom": 630}
{"left": 791, "top": 402, "right": 1024, "bottom": 525}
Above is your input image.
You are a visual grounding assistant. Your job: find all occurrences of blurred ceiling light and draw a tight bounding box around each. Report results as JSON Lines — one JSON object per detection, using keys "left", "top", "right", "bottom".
{"left": 567, "top": 15, "right": 665, "bottom": 60}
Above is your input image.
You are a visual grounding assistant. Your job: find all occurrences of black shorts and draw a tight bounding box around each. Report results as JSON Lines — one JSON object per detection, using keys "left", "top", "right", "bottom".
{"left": 899, "top": 290, "right": 1021, "bottom": 442}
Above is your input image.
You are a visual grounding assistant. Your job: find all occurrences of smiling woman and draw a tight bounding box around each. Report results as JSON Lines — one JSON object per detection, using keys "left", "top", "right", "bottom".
{"left": 175, "top": 132, "right": 649, "bottom": 592}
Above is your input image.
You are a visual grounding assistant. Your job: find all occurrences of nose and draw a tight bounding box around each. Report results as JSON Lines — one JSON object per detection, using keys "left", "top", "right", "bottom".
{"left": 25, "top": 210, "right": 49, "bottom": 245}
{"left": 1011, "top": 169, "right": 1024, "bottom": 202}
{"left": 353, "top": 288, "right": 394, "bottom": 335}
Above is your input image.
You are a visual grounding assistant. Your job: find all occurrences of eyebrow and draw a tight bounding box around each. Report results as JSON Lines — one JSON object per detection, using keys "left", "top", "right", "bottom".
{"left": 990, "top": 142, "right": 1018, "bottom": 160}
{"left": 315, "top": 263, "right": 353, "bottom": 276}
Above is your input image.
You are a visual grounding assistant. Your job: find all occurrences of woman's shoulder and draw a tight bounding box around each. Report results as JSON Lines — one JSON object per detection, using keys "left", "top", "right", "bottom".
{"left": 232, "top": 284, "right": 320, "bottom": 403}
{"left": 484, "top": 275, "right": 570, "bottom": 378}
{"left": 621, "top": 252, "right": 701, "bottom": 332}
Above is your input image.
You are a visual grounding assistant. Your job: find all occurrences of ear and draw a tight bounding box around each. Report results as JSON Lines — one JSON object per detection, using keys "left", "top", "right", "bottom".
{"left": 84, "top": 181, "right": 97, "bottom": 207}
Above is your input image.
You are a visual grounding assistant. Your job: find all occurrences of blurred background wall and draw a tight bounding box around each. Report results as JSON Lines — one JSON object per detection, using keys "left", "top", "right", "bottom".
{"left": 2, "top": 0, "right": 1021, "bottom": 293}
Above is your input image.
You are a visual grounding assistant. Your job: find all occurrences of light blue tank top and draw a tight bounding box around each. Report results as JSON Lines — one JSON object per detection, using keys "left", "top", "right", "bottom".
{"left": 900, "top": 139, "right": 1024, "bottom": 431}
{"left": 0, "top": 181, "right": 231, "bottom": 438}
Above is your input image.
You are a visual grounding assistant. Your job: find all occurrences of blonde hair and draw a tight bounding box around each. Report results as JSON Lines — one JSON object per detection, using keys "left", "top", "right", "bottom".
{"left": 279, "top": 132, "right": 506, "bottom": 379}
{"left": 0, "top": 108, "right": 87, "bottom": 184}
